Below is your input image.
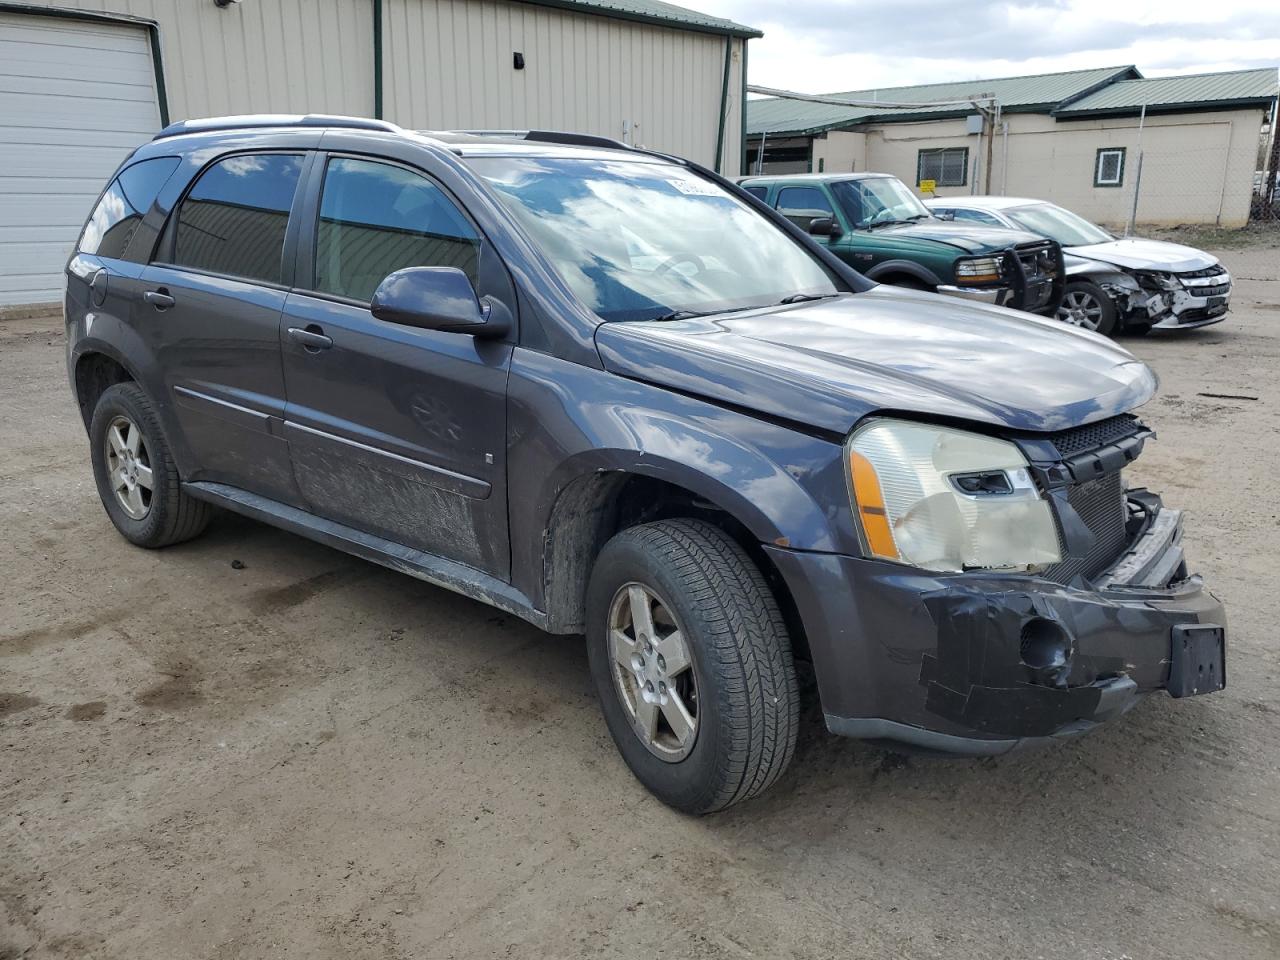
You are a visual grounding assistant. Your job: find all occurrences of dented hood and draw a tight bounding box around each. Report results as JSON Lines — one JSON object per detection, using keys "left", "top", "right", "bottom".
{"left": 1067, "top": 237, "right": 1220, "bottom": 273}
{"left": 595, "top": 288, "right": 1156, "bottom": 435}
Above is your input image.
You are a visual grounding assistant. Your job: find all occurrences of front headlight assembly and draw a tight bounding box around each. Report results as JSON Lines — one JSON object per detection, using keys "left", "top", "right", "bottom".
{"left": 954, "top": 256, "right": 1003, "bottom": 284}
{"left": 846, "top": 419, "right": 1062, "bottom": 573}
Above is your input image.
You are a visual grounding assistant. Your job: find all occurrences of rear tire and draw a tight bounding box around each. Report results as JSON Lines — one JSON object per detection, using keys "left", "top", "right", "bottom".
{"left": 1056, "top": 279, "right": 1117, "bottom": 336}
{"left": 586, "top": 519, "right": 799, "bottom": 814}
{"left": 89, "top": 382, "right": 212, "bottom": 548}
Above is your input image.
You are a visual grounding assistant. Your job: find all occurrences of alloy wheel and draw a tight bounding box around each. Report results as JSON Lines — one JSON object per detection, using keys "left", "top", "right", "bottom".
{"left": 104, "top": 415, "right": 154, "bottom": 520}
{"left": 607, "top": 582, "right": 699, "bottom": 761}
{"left": 1057, "top": 289, "right": 1105, "bottom": 330}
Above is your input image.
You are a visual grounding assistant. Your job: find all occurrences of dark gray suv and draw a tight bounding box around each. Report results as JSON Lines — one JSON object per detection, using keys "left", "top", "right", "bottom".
{"left": 66, "top": 116, "right": 1226, "bottom": 814}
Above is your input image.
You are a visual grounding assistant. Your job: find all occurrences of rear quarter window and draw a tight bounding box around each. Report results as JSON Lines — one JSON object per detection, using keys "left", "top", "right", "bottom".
{"left": 78, "top": 156, "right": 181, "bottom": 260}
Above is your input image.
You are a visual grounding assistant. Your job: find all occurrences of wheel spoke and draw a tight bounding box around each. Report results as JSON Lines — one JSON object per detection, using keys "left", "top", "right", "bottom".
{"left": 125, "top": 424, "right": 142, "bottom": 455}
{"left": 111, "top": 467, "right": 128, "bottom": 492}
{"left": 126, "top": 485, "right": 145, "bottom": 515}
{"left": 661, "top": 690, "right": 695, "bottom": 746}
{"left": 108, "top": 425, "right": 127, "bottom": 457}
{"left": 134, "top": 463, "right": 154, "bottom": 491}
{"left": 628, "top": 585, "right": 655, "bottom": 643}
{"left": 655, "top": 630, "right": 690, "bottom": 678}
{"left": 633, "top": 694, "right": 658, "bottom": 743}
{"left": 611, "top": 628, "right": 638, "bottom": 670}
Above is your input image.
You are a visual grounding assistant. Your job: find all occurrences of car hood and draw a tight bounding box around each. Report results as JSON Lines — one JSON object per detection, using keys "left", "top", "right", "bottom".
{"left": 595, "top": 288, "right": 1156, "bottom": 436}
{"left": 1066, "top": 237, "right": 1219, "bottom": 272}
{"left": 870, "top": 219, "right": 1045, "bottom": 253}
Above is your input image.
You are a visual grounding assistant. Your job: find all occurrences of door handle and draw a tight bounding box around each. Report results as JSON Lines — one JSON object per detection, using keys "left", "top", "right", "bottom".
{"left": 143, "top": 288, "right": 175, "bottom": 310}
{"left": 287, "top": 325, "right": 333, "bottom": 352}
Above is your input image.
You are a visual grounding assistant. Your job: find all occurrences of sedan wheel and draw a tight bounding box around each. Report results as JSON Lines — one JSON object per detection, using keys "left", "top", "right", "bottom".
{"left": 104, "top": 414, "right": 154, "bottom": 519}
{"left": 608, "top": 582, "right": 699, "bottom": 761}
{"left": 1055, "top": 279, "right": 1118, "bottom": 335}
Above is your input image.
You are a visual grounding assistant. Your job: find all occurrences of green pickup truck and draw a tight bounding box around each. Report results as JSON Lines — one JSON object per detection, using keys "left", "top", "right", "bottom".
{"left": 738, "top": 173, "right": 1065, "bottom": 316}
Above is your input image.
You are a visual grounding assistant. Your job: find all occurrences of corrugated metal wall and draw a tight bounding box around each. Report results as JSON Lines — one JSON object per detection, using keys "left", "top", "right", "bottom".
{"left": 382, "top": 0, "right": 743, "bottom": 171}
{"left": 24, "top": 0, "right": 377, "bottom": 117}
{"left": 21, "top": 0, "right": 743, "bottom": 172}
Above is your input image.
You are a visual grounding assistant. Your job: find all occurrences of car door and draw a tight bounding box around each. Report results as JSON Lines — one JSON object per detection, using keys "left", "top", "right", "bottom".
{"left": 280, "top": 153, "right": 513, "bottom": 579}
{"left": 139, "top": 150, "right": 310, "bottom": 506}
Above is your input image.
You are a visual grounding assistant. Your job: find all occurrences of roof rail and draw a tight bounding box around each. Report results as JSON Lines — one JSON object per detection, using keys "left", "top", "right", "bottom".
{"left": 448, "top": 129, "right": 631, "bottom": 151}
{"left": 154, "top": 114, "right": 402, "bottom": 141}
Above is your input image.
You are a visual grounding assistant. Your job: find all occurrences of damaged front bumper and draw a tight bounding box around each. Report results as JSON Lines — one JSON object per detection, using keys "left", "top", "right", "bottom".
{"left": 1135, "top": 268, "right": 1233, "bottom": 330}
{"left": 764, "top": 496, "right": 1226, "bottom": 756}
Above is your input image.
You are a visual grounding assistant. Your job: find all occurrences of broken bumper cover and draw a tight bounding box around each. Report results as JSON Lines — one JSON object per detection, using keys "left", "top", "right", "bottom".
{"left": 763, "top": 505, "right": 1226, "bottom": 756}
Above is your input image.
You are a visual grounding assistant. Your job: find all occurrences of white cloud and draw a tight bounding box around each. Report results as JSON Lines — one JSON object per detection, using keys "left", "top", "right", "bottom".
{"left": 695, "top": 0, "right": 1280, "bottom": 93}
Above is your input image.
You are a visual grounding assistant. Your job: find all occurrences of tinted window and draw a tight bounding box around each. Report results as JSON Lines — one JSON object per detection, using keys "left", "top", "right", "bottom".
{"left": 776, "top": 186, "right": 834, "bottom": 220}
{"left": 953, "top": 208, "right": 1002, "bottom": 226}
{"left": 743, "top": 185, "right": 769, "bottom": 201}
{"left": 173, "top": 153, "right": 304, "bottom": 284}
{"left": 79, "top": 157, "right": 180, "bottom": 259}
{"left": 314, "top": 158, "right": 480, "bottom": 303}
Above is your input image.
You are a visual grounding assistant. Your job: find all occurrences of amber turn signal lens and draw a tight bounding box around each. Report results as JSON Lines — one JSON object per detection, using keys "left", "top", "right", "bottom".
{"left": 848, "top": 450, "right": 900, "bottom": 560}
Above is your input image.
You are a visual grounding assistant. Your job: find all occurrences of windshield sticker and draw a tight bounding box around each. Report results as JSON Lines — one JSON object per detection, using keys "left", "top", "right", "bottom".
{"left": 667, "top": 178, "right": 721, "bottom": 197}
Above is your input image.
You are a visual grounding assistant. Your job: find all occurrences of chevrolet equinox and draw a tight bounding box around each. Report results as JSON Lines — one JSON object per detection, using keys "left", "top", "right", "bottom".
{"left": 65, "top": 116, "right": 1227, "bottom": 814}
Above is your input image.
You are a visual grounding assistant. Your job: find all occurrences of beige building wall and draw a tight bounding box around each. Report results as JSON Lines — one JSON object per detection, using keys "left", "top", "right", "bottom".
{"left": 811, "top": 129, "right": 866, "bottom": 173}
{"left": 21, "top": 0, "right": 746, "bottom": 173}
{"left": 382, "top": 0, "right": 744, "bottom": 172}
{"left": 853, "top": 108, "right": 1268, "bottom": 227}
{"left": 27, "top": 0, "right": 376, "bottom": 117}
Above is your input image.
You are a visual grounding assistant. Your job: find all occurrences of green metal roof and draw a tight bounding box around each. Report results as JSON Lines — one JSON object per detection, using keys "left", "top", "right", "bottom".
{"left": 1054, "top": 67, "right": 1279, "bottom": 117}
{"left": 522, "top": 0, "right": 762, "bottom": 37}
{"left": 748, "top": 65, "right": 1138, "bottom": 136}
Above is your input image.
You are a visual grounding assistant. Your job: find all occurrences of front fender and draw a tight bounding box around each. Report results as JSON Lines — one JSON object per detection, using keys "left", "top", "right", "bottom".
{"left": 506, "top": 348, "right": 856, "bottom": 610}
{"left": 864, "top": 259, "right": 943, "bottom": 287}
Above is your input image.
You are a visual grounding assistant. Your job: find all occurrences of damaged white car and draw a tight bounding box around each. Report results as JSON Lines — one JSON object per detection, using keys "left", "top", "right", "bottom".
{"left": 926, "top": 197, "right": 1231, "bottom": 336}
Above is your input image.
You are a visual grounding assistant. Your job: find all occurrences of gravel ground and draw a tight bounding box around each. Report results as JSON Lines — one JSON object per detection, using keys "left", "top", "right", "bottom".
{"left": 3, "top": 249, "right": 1278, "bottom": 960}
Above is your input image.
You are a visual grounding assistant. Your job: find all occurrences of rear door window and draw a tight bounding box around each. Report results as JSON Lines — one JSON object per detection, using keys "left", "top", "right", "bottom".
{"left": 312, "top": 157, "right": 481, "bottom": 303}
{"left": 172, "top": 153, "right": 305, "bottom": 285}
{"left": 79, "top": 157, "right": 180, "bottom": 260}
{"left": 742, "top": 185, "right": 769, "bottom": 201}
{"left": 775, "top": 186, "right": 834, "bottom": 230}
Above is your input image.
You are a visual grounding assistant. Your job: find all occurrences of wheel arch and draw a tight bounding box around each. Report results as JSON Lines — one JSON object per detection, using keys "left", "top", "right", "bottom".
{"left": 538, "top": 466, "right": 812, "bottom": 659}
{"left": 864, "top": 259, "right": 942, "bottom": 288}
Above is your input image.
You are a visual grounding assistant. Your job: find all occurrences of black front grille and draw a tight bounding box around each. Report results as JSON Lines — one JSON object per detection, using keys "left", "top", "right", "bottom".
{"left": 1015, "top": 241, "right": 1058, "bottom": 279}
{"left": 1044, "top": 414, "right": 1143, "bottom": 458}
{"left": 1043, "top": 471, "right": 1128, "bottom": 584}
{"left": 1175, "top": 266, "right": 1225, "bottom": 279}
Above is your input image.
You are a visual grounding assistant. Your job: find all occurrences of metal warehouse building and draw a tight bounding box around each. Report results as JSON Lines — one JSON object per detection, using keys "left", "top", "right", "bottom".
{"left": 747, "top": 65, "right": 1279, "bottom": 230}
{"left": 0, "top": 0, "right": 759, "bottom": 309}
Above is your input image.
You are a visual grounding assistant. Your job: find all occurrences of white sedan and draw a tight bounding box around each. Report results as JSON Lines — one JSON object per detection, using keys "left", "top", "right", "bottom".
{"left": 925, "top": 197, "right": 1231, "bottom": 336}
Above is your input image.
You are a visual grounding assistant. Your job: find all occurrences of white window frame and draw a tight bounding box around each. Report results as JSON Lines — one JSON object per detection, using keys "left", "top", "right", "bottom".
{"left": 1094, "top": 148, "right": 1126, "bottom": 188}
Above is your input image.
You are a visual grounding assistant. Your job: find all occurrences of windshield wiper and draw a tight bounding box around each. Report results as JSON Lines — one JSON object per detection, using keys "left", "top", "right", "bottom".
{"left": 867, "top": 218, "right": 909, "bottom": 230}
{"left": 646, "top": 309, "right": 707, "bottom": 322}
{"left": 778, "top": 293, "right": 837, "bottom": 305}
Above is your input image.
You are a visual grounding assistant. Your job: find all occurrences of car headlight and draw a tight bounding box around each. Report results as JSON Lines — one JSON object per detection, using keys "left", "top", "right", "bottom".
{"left": 954, "top": 256, "right": 1003, "bottom": 284}
{"left": 846, "top": 419, "right": 1062, "bottom": 573}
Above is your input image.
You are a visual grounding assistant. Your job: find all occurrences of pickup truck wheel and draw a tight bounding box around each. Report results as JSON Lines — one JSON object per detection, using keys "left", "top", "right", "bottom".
{"left": 586, "top": 519, "right": 799, "bottom": 814}
{"left": 89, "top": 382, "right": 212, "bottom": 548}
{"left": 1057, "top": 280, "right": 1117, "bottom": 335}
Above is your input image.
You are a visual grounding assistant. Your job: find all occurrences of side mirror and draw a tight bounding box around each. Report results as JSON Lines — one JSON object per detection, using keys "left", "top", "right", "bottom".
{"left": 808, "top": 217, "right": 843, "bottom": 239}
{"left": 370, "top": 267, "right": 510, "bottom": 339}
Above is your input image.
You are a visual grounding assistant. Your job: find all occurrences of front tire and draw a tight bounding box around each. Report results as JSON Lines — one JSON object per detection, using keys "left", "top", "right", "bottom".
{"left": 89, "top": 382, "right": 212, "bottom": 548}
{"left": 586, "top": 519, "right": 799, "bottom": 814}
{"left": 1057, "top": 279, "right": 1118, "bottom": 335}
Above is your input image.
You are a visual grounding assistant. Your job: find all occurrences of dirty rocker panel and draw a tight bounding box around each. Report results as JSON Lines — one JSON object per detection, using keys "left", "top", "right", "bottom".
{"left": 183, "top": 481, "right": 549, "bottom": 630}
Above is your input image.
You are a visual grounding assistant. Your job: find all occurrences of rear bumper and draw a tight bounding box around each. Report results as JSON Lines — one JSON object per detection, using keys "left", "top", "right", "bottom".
{"left": 764, "top": 501, "right": 1225, "bottom": 756}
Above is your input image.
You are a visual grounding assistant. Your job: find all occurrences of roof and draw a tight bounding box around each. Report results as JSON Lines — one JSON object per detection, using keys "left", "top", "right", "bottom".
{"left": 748, "top": 65, "right": 1139, "bottom": 137}
{"left": 520, "top": 0, "right": 761, "bottom": 37}
{"left": 1054, "top": 67, "right": 1279, "bottom": 117}
{"left": 738, "top": 172, "right": 893, "bottom": 183}
{"left": 922, "top": 196, "right": 1040, "bottom": 209}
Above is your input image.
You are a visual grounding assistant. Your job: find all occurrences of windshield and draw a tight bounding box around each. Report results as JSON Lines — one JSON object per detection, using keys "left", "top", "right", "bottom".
{"left": 830, "top": 177, "right": 931, "bottom": 228}
{"left": 468, "top": 157, "right": 839, "bottom": 322}
{"left": 1005, "top": 203, "right": 1112, "bottom": 246}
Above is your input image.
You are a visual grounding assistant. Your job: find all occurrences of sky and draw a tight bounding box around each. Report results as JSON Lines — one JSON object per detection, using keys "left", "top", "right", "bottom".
{"left": 692, "top": 0, "right": 1280, "bottom": 94}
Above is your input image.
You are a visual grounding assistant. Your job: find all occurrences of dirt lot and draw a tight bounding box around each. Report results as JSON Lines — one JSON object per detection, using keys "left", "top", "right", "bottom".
{"left": 3, "top": 248, "right": 1279, "bottom": 960}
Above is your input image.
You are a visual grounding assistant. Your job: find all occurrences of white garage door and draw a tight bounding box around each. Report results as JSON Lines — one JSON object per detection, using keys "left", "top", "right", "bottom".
{"left": 0, "top": 12, "right": 161, "bottom": 307}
